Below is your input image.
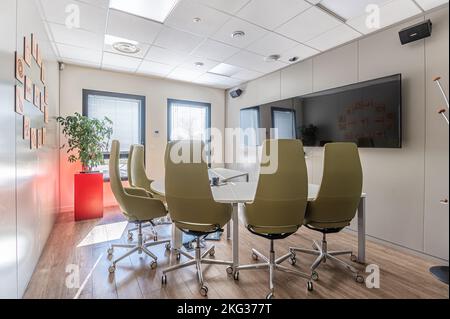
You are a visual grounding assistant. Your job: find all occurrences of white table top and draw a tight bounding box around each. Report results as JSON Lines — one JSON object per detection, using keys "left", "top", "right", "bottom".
{"left": 151, "top": 168, "right": 365, "bottom": 204}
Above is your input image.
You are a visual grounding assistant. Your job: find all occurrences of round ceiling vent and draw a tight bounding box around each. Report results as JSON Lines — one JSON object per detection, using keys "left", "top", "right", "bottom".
{"left": 194, "top": 62, "right": 204, "bottom": 67}
{"left": 264, "top": 54, "right": 281, "bottom": 62}
{"left": 288, "top": 56, "right": 300, "bottom": 63}
{"left": 231, "top": 30, "right": 245, "bottom": 38}
{"left": 112, "top": 42, "right": 141, "bottom": 55}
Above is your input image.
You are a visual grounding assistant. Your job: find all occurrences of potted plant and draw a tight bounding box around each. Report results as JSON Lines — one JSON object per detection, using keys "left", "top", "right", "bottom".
{"left": 57, "top": 112, "right": 113, "bottom": 221}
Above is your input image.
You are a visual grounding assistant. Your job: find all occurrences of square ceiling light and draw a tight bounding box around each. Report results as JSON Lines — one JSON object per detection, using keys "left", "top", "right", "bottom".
{"left": 109, "top": 0, "right": 179, "bottom": 23}
{"left": 319, "top": 0, "right": 389, "bottom": 20}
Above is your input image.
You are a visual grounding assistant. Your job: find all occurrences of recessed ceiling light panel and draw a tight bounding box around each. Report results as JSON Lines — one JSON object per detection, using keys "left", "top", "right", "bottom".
{"left": 109, "top": 0, "right": 180, "bottom": 23}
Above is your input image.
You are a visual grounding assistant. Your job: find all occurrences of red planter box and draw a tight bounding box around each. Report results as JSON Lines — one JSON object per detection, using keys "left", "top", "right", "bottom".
{"left": 74, "top": 172, "right": 103, "bottom": 221}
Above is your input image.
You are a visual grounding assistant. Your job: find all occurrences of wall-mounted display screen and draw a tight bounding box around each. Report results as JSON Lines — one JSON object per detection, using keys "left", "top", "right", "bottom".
{"left": 240, "top": 74, "right": 402, "bottom": 148}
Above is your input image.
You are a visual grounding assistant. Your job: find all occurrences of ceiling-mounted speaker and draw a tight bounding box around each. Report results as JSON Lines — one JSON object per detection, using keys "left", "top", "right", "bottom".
{"left": 230, "top": 88, "right": 243, "bottom": 98}
{"left": 58, "top": 61, "right": 65, "bottom": 71}
{"left": 399, "top": 20, "right": 432, "bottom": 45}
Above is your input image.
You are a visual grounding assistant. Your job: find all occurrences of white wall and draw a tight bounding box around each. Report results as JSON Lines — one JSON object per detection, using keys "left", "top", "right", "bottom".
{"left": 226, "top": 7, "right": 449, "bottom": 261}
{"left": 0, "top": 0, "right": 60, "bottom": 298}
{"left": 59, "top": 65, "right": 226, "bottom": 211}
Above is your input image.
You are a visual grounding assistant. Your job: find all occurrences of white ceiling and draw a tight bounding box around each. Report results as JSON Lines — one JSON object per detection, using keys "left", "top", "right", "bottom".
{"left": 37, "top": 0, "right": 448, "bottom": 90}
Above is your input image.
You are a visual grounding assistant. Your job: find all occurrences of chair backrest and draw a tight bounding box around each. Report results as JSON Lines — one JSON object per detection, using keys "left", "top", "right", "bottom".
{"left": 245, "top": 139, "right": 308, "bottom": 232}
{"left": 130, "top": 144, "right": 151, "bottom": 191}
{"left": 127, "top": 145, "right": 135, "bottom": 187}
{"left": 307, "top": 143, "right": 363, "bottom": 226}
{"left": 164, "top": 140, "right": 230, "bottom": 228}
{"left": 109, "top": 140, "right": 127, "bottom": 211}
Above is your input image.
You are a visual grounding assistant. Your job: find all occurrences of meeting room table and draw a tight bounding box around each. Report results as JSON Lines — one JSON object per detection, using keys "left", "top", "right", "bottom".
{"left": 150, "top": 168, "right": 367, "bottom": 273}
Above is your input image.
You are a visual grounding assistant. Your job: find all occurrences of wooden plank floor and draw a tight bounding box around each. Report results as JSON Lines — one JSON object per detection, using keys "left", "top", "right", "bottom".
{"left": 24, "top": 207, "right": 448, "bottom": 299}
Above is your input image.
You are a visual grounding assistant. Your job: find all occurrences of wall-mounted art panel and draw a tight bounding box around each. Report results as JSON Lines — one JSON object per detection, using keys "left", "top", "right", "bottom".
{"left": 15, "top": 52, "right": 25, "bottom": 83}
{"left": 15, "top": 84, "right": 24, "bottom": 114}
{"left": 24, "top": 75, "right": 32, "bottom": 102}
{"left": 23, "top": 116, "right": 30, "bottom": 139}
{"left": 30, "top": 127, "right": 36, "bottom": 149}
{"left": 31, "top": 33, "right": 37, "bottom": 61}
{"left": 33, "top": 84, "right": 40, "bottom": 108}
{"left": 23, "top": 35, "right": 31, "bottom": 66}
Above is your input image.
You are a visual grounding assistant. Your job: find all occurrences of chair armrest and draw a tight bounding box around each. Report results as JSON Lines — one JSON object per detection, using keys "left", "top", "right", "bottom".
{"left": 124, "top": 187, "right": 152, "bottom": 198}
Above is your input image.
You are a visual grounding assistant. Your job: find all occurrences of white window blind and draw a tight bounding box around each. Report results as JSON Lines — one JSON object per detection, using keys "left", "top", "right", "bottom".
{"left": 168, "top": 100, "right": 210, "bottom": 141}
{"left": 240, "top": 107, "right": 260, "bottom": 146}
{"left": 86, "top": 94, "right": 143, "bottom": 154}
{"left": 273, "top": 109, "right": 296, "bottom": 139}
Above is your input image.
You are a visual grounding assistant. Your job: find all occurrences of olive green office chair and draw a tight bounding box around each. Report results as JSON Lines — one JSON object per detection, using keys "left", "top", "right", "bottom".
{"left": 126, "top": 144, "right": 159, "bottom": 242}
{"left": 107, "top": 140, "right": 171, "bottom": 273}
{"left": 234, "top": 139, "right": 313, "bottom": 299}
{"left": 289, "top": 143, "right": 364, "bottom": 283}
{"left": 161, "top": 140, "right": 233, "bottom": 297}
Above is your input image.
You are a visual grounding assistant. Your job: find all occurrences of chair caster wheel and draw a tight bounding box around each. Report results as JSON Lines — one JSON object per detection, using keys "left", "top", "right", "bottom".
{"left": 175, "top": 252, "right": 181, "bottom": 261}
{"left": 311, "top": 271, "right": 319, "bottom": 281}
{"left": 107, "top": 248, "right": 114, "bottom": 256}
{"left": 209, "top": 249, "right": 215, "bottom": 257}
{"left": 153, "top": 235, "right": 158, "bottom": 241}
{"left": 350, "top": 254, "right": 357, "bottom": 262}
{"left": 289, "top": 257, "right": 296, "bottom": 265}
{"left": 161, "top": 274, "right": 167, "bottom": 285}
{"left": 150, "top": 261, "right": 157, "bottom": 270}
{"left": 355, "top": 274, "right": 364, "bottom": 283}
{"left": 226, "top": 266, "right": 234, "bottom": 275}
{"left": 251, "top": 252, "right": 258, "bottom": 260}
{"left": 128, "top": 233, "right": 133, "bottom": 241}
{"left": 266, "top": 292, "right": 273, "bottom": 299}
{"left": 108, "top": 264, "right": 116, "bottom": 273}
{"left": 200, "top": 286, "right": 208, "bottom": 297}
{"left": 307, "top": 281, "right": 314, "bottom": 292}
{"left": 165, "top": 243, "right": 171, "bottom": 251}
{"left": 233, "top": 271, "right": 239, "bottom": 281}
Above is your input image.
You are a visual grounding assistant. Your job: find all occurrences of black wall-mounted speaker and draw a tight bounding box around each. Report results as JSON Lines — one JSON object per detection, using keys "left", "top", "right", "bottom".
{"left": 230, "top": 88, "right": 243, "bottom": 98}
{"left": 399, "top": 20, "right": 432, "bottom": 45}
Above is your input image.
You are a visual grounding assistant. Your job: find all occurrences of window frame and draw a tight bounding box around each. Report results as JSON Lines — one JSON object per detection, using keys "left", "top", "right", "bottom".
{"left": 166, "top": 98, "right": 212, "bottom": 143}
{"left": 271, "top": 107, "right": 297, "bottom": 139}
{"left": 82, "top": 89, "right": 146, "bottom": 160}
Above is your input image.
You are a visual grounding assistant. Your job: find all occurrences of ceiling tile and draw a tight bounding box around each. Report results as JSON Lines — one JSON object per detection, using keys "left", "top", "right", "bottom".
{"left": 144, "top": 45, "right": 187, "bottom": 66}
{"left": 61, "top": 57, "right": 101, "bottom": 68}
{"left": 225, "top": 50, "right": 287, "bottom": 73}
{"left": 319, "top": 0, "right": 389, "bottom": 20}
{"left": 275, "top": 6, "right": 342, "bottom": 43}
{"left": 231, "top": 68, "right": 262, "bottom": 81}
{"left": 347, "top": 0, "right": 422, "bottom": 34}
{"left": 246, "top": 32, "right": 298, "bottom": 57}
{"left": 195, "top": 0, "right": 251, "bottom": 14}
{"left": 211, "top": 17, "right": 268, "bottom": 48}
{"left": 306, "top": 24, "right": 361, "bottom": 51}
{"left": 137, "top": 60, "right": 174, "bottom": 76}
{"left": 192, "top": 39, "right": 240, "bottom": 62}
{"left": 279, "top": 43, "right": 319, "bottom": 63}
{"left": 41, "top": 0, "right": 107, "bottom": 33}
{"left": 179, "top": 56, "right": 220, "bottom": 72}
{"left": 101, "top": 51, "right": 142, "bottom": 72}
{"left": 237, "top": 0, "right": 311, "bottom": 30}
{"left": 107, "top": 9, "right": 163, "bottom": 45}
{"left": 77, "top": 0, "right": 110, "bottom": 8}
{"left": 154, "top": 26, "right": 204, "bottom": 53}
{"left": 413, "top": 0, "right": 448, "bottom": 11}
{"left": 194, "top": 72, "right": 242, "bottom": 88}
{"left": 49, "top": 22, "right": 104, "bottom": 50}
{"left": 167, "top": 67, "right": 204, "bottom": 81}
{"left": 165, "top": 0, "right": 231, "bottom": 37}
{"left": 56, "top": 43, "right": 102, "bottom": 64}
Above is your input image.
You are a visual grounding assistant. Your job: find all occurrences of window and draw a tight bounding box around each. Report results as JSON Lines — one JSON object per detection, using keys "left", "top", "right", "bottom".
{"left": 82, "top": 89, "right": 145, "bottom": 180}
{"left": 167, "top": 99, "right": 211, "bottom": 142}
{"left": 240, "top": 107, "right": 260, "bottom": 146}
{"left": 271, "top": 108, "right": 296, "bottom": 139}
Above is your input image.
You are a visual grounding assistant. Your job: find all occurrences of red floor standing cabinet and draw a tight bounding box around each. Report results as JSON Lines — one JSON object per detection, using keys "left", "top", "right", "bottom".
{"left": 74, "top": 172, "right": 104, "bottom": 221}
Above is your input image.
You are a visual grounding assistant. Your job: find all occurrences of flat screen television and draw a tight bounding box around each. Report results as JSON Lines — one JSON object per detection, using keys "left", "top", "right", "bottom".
{"left": 241, "top": 74, "right": 402, "bottom": 148}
